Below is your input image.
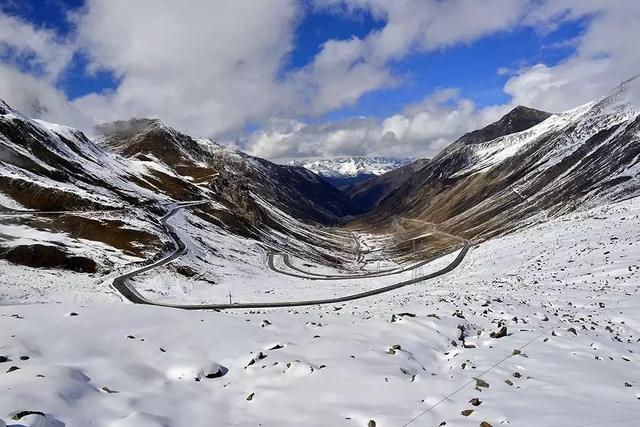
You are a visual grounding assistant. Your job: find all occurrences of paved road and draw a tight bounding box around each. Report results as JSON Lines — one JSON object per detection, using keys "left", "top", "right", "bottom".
{"left": 279, "top": 218, "right": 468, "bottom": 280}
{"left": 278, "top": 231, "right": 408, "bottom": 278}
{"left": 275, "top": 250, "right": 456, "bottom": 280}
{"left": 111, "top": 202, "right": 471, "bottom": 310}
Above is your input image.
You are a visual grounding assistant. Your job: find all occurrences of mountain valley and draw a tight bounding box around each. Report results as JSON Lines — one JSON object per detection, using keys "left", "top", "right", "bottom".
{"left": 1, "top": 78, "right": 639, "bottom": 426}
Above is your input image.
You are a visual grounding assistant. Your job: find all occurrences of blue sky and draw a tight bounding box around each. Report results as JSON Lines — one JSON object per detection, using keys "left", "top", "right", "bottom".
{"left": 0, "top": 1, "right": 636, "bottom": 159}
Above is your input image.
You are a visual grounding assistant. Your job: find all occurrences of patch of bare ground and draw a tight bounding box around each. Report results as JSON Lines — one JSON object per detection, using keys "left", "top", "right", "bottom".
{"left": 144, "top": 170, "right": 202, "bottom": 201}
{"left": 0, "top": 176, "right": 109, "bottom": 211}
{"left": 0, "top": 244, "right": 97, "bottom": 272}
{"left": 385, "top": 216, "right": 464, "bottom": 262}
{"left": 0, "top": 214, "right": 162, "bottom": 257}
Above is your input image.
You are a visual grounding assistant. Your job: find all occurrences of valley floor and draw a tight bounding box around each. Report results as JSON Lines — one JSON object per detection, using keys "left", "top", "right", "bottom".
{"left": 1, "top": 197, "right": 640, "bottom": 426}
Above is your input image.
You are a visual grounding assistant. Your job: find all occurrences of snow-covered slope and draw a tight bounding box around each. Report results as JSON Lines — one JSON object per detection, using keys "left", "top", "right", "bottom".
{"left": 100, "top": 118, "right": 363, "bottom": 223}
{"left": 290, "top": 157, "right": 413, "bottom": 178}
{"left": 1, "top": 194, "right": 638, "bottom": 426}
{"left": 0, "top": 100, "right": 168, "bottom": 211}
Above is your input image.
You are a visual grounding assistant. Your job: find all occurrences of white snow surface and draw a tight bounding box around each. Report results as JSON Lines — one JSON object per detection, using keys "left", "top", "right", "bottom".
{"left": 290, "top": 157, "right": 413, "bottom": 177}
{"left": 1, "top": 196, "right": 639, "bottom": 426}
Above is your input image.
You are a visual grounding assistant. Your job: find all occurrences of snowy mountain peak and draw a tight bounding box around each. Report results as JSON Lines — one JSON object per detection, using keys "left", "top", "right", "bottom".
{"left": 0, "top": 98, "right": 13, "bottom": 114}
{"left": 593, "top": 74, "right": 640, "bottom": 115}
{"left": 290, "top": 157, "right": 413, "bottom": 178}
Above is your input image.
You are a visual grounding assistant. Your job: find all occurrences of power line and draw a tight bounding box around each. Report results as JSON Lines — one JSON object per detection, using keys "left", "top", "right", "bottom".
{"left": 402, "top": 328, "right": 546, "bottom": 426}
{"left": 403, "top": 298, "right": 635, "bottom": 426}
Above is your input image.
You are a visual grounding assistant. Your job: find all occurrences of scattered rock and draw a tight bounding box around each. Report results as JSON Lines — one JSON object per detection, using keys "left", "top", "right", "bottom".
{"left": 469, "top": 398, "right": 482, "bottom": 406}
{"left": 205, "top": 365, "right": 228, "bottom": 378}
{"left": 246, "top": 352, "right": 267, "bottom": 368}
{"left": 490, "top": 326, "right": 507, "bottom": 339}
{"left": 387, "top": 344, "right": 402, "bottom": 355}
{"left": 391, "top": 312, "right": 416, "bottom": 322}
{"left": 480, "top": 422, "right": 493, "bottom": 427}
{"left": 461, "top": 409, "right": 474, "bottom": 416}
{"left": 246, "top": 392, "right": 255, "bottom": 401}
{"left": 0, "top": 356, "right": 9, "bottom": 363}
{"left": 20, "top": 356, "right": 30, "bottom": 361}
{"left": 368, "top": 420, "right": 376, "bottom": 427}
{"left": 11, "top": 410, "right": 45, "bottom": 421}
{"left": 474, "top": 377, "right": 489, "bottom": 388}
{"left": 567, "top": 327, "right": 578, "bottom": 335}
{"left": 6, "top": 366, "right": 20, "bottom": 373}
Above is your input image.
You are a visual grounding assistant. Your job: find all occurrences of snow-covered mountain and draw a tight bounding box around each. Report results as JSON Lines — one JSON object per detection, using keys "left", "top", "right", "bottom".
{"left": 0, "top": 101, "right": 364, "bottom": 274}
{"left": 360, "top": 75, "right": 640, "bottom": 240}
{"left": 290, "top": 157, "right": 413, "bottom": 178}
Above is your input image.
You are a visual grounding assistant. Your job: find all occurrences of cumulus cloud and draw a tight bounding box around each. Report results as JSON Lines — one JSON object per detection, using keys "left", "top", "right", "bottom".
{"left": 505, "top": 1, "right": 640, "bottom": 111}
{"left": 0, "top": 63, "right": 93, "bottom": 129}
{"left": 248, "top": 0, "right": 640, "bottom": 160}
{"left": 0, "top": 0, "right": 537, "bottom": 138}
{"left": 71, "top": 0, "right": 300, "bottom": 136}
{"left": 0, "top": 13, "right": 74, "bottom": 79}
{"left": 247, "top": 88, "right": 510, "bottom": 160}
{"left": 0, "top": 12, "right": 91, "bottom": 128}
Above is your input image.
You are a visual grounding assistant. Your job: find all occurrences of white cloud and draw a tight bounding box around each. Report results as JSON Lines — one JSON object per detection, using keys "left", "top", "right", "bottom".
{"left": 0, "top": 13, "right": 91, "bottom": 129}
{"left": 71, "top": 0, "right": 300, "bottom": 136}
{"left": 0, "top": 63, "right": 93, "bottom": 129}
{"left": 0, "top": 13, "right": 74, "bottom": 79}
{"left": 505, "top": 1, "right": 640, "bottom": 112}
{"left": 247, "top": 88, "right": 510, "bottom": 160}
{"left": 248, "top": 0, "right": 640, "bottom": 160}
{"left": 67, "top": 0, "right": 548, "bottom": 137}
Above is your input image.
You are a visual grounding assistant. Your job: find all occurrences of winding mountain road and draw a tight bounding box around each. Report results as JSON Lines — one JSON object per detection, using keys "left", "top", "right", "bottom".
{"left": 111, "top": 202, "right": 471, "bottom": 310}
{"left": 275, "top": 250, "right": 455, "bottom": 280}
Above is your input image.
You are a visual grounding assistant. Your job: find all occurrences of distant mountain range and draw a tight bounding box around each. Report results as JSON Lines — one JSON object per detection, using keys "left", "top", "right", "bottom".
{"left": 289, "top": 157, "right": 413, "bottom": 187}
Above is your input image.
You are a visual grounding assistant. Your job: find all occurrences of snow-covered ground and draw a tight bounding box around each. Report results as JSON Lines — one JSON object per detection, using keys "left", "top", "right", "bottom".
{"left": 1, "top": 196, "right": 639, "bottom": 426}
